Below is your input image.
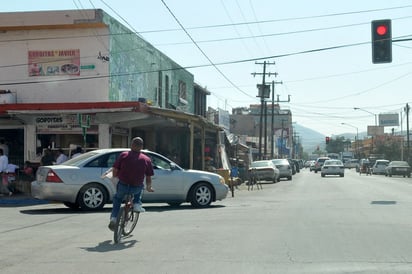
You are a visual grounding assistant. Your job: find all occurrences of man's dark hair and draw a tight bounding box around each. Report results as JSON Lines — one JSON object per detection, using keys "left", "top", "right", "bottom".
{"left": 132, "top": 137, "right": 144, "bottom": 146}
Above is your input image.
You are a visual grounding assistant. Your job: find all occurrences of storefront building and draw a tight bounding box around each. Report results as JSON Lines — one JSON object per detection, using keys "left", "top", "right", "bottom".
{"left": 0, "top": 9, "right": 218, "bottom": 169}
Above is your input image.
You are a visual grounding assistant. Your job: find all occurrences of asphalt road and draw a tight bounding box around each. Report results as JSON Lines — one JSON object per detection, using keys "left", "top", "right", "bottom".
{"left": 2, "top": 168, "right": 412, "bottom": 274}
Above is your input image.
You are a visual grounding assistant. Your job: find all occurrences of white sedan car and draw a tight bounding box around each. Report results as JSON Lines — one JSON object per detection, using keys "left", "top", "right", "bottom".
{"left": 321, "top": 159, "right": 345, "bottom": 177}
{"left": 32, "top": 148, "right": 229, "bottom": 210}
{"left": 248, "top": 160, "right": 280, "bottom": 183}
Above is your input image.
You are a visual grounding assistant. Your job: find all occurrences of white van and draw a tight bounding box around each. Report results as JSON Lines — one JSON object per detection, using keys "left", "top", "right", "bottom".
{"left": 344, "top": 159, "right": 359, "bottom": 169}
{"left": 372, "top": 159, "right": 390, "bottom": 175}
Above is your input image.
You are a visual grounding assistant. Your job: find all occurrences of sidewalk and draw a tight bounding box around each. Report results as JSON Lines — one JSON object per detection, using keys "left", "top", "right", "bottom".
{"left": 0, "top": 192, "right": 49, "bottom": 206}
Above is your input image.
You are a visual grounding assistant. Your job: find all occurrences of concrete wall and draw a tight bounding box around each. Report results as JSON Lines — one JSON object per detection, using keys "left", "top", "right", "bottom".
{"left": 0, "top": 9, "right": 195, "bottom": 113}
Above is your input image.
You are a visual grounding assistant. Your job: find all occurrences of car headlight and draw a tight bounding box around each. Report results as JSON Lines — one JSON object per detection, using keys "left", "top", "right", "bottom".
{"left": 219, "top": 176, "right": 226, "bottom": 185}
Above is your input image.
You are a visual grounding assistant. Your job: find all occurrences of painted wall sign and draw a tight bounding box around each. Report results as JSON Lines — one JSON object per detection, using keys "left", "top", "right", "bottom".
{"left": 28, "top": 49, "right": 80, "bottom": 76}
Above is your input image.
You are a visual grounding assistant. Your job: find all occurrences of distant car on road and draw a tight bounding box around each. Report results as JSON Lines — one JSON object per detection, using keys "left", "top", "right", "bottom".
{"left": 249, "top": 160, "right": 280, "bottom": 183}
{"left": 372, "top": 159, "right": 389, "bottom": 175}
{"left": 321, "top": 159, "right": 345, "bottom": 177}
{"left": 314, "top": 157, "right": 330, "bottom": 173}
{"left": 344, "top": 159, "right": 359, "bottom": 169}
{"left": 385, "top": 161, "right": 411, "bottom": 178}
{"left": 309, "top": 160, "right": 316, "bottom": 172}
{"left": 271, "top": 159, "right": 292, "bottom": 180}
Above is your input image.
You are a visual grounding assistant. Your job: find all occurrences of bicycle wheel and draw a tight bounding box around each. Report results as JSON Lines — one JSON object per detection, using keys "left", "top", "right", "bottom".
{"left": 122, "top": 207, "right": 139, "bottom": 236}
{"left": 113, "top": 207, "right": 125, "bottom": 244}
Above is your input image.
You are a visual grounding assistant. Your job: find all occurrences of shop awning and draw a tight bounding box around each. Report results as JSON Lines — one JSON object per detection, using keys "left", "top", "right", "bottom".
{"left": 0, "top": 101, "right": 148, "bottom": 114}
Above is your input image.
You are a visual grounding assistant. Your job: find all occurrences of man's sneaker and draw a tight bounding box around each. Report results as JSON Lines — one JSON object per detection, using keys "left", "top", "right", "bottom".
{"left": 108, "top": 217, "right": 116, "bottom": 231}
{"left": 133, "top": 204, "right": 146, "bottom": 212}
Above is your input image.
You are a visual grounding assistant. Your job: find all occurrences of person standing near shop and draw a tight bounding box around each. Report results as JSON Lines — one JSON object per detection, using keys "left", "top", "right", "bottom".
{"left": 0, "top": 139, "right": 9, "bottom": 156}
{"left": 0, "top": 148, "right": 11, "bottom": 196}
{"left": 71, "top": 146, "right": 83, "bottom": 159}
{"left": 55, "top": 149, "right": 68, "bottom": 165}
{"left": 40, "top": 149, "right": 54, "bottom": 166}
{"left": 108, "top": 137, "right": 155, "bottom": 230}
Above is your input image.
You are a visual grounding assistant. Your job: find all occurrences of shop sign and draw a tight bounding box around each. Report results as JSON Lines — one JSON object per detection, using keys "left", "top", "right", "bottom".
{"left": 37, "top": 124, "right": 98, "bottom": 134}
{"left": 112, "top": 126, "right": 129, "bottom": 136}
{"left": 35, "top": 115, "right": 95, "bottom": 125}
{"left": 36, "top": 115, "right": 98, "bottom": 134}
{"left": 28, "top": 49, "right": 80, "bottom": 77}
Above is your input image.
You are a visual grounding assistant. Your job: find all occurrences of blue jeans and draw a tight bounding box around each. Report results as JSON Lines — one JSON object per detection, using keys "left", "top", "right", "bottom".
{"left": 110, "top": 181, "right": 144, "bottom": 219}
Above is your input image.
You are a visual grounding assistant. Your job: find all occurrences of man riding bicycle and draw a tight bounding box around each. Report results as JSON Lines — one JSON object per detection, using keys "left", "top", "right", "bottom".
{"left": 108, "top": 137, "right": 155, "bottom": 231}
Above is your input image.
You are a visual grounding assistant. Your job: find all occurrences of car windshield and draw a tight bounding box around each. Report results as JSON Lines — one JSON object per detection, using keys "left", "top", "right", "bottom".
{"left": 325, "top": 160, "right": 342, "bottom": 165}
{"left": 251, "top": 161, "right": 270, "bottom": 168}
{"left": 272, "top": 159, "right": 288, "bottom": 165}
{"left": 60, "top": 151, "right": 103, "bottom": 166}
{"left": 391, "top": 161, "right": 409, "bottom": 167}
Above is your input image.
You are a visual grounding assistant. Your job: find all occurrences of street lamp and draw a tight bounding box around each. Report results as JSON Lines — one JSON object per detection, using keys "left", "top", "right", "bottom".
{"left": 341, "top": 122, "right": 359, "bottom": 159}
{"left": 353, "top": 107, "right": 377, "bottom": 126}
{"left": 354, "top": 107, "right": 378, "bottom": 155}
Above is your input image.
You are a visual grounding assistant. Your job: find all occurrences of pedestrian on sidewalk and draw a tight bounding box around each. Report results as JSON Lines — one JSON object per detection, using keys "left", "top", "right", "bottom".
{"left": 0, "top": 148, "right": 11, "bottom": 196}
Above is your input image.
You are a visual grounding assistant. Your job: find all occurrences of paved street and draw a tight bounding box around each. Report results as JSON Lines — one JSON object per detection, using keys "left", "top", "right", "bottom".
{"left": 2, "top": 169, "right": 412, "bottom": 274}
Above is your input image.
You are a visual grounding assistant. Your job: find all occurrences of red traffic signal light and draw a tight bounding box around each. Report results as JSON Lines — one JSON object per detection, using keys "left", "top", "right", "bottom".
{"left": 371, "top": 19, "right": 392, "bottom": 64}
{"left": 325, "top": 136, "right": 330, "bottom": 144}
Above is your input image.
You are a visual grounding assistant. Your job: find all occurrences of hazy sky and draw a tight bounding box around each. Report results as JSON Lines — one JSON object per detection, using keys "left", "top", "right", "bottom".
{"left": 2, "top": 0, "right": 412, "bottom": 137}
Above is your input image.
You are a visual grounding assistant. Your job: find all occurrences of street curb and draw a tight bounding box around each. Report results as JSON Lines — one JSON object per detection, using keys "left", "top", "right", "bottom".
{"left": 0, "top": 193, "right": 49, "bottom": 206}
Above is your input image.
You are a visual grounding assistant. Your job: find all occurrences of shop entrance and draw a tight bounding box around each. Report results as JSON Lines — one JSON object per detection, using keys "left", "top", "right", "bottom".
{"left": 0, "top": 128, "right": 24, "bottom": 167}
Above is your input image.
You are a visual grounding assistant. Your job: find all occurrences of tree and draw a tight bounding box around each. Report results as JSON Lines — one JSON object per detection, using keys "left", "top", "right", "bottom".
{"left": 325, "top": 136, "right": 347, "bottom": 154}
{"left": 374, "top": 136, "right": 402, "bottom": 161}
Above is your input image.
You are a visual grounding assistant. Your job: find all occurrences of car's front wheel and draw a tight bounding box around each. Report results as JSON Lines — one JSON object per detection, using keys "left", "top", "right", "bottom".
{"left": 77, "top": 183, "right": 107, "bottom": 211}
{"left": 189, "top": 183, "right": 213, "bottom": 208}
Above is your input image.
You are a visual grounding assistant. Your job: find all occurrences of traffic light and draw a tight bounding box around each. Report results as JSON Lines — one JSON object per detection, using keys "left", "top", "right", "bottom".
{"left": 371, "top": 19, "right": 392, "bottom": 64}
{"left": 325, "top": 136, "right": 330, "bottom": 144}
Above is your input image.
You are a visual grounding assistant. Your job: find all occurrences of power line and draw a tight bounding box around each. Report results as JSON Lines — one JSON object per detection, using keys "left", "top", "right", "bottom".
{"left": 137, "top": 5, "right": 412, "bottom": 34}
{"left": 160, "top": 0, "right": 253, "bottom": 99}
{"left": 0, "top": 39, "right": 369, "bottom": 86}
{"left": 154, "top": 16, "right": 412, "bottom": 47}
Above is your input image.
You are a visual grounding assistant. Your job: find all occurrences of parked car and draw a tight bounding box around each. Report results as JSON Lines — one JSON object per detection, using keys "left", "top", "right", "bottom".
{"left": 287, "top": 159, "right": 297, "bottom": 174}
{"left": 321, "top": 159, "right": 345, "bottom": 177}
{"left": 271, "top": 159, "right": 292, "bottom": 180}
{"left": 292, "top": 159, "right": 301, "bottom": 173}
{"left": 385, "top": 161, "right": 411, "bottom": 178}
{"left": 31, "top": 148, "right": 229, "bottom": 211}
{"left": 344, "top": 159, "right": 359, "bottom": 169}
{"left": 248, "top": 160, "right": 280, "bottom": 183}
{"left": 309, "top": 160, "right": 316, "bottom": 172}
{"left": 314, "top": 157, "right": 330, "bottom": 173}
{"left": 372, "top": 159, "right": 390, "bottom": 175}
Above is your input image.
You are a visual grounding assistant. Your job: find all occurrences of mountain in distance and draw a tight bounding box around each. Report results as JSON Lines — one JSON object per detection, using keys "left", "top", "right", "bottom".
{"left": 294, "top": 123, "right": 367, "bottom": 153}
{"left": 293, "top": 123, "right": 325, "bottom": 152}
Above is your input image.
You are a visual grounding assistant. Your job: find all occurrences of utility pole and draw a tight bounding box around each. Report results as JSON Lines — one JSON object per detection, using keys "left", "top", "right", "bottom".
{"left": 406, "top": 103, "right": 410, "bottom": 163}
{"left": 270, "top": 80, "right": 283, "bottom": 159}
{"left": 280, "top": 119, "right": 284, "bottom": 159}
{"left": 252, "top": 61, "right": 275, "bottom": 160}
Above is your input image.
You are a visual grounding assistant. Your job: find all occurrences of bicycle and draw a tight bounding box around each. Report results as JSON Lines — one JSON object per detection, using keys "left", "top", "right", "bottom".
{"left": 113, "top": 193, "right": 140, "bottom": 244}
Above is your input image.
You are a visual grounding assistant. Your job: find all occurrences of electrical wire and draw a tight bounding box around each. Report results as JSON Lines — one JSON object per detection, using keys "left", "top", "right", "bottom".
{"left": 160, "top": 0, "right": 254, "bottom": 99}
{"left": 137, "top": 4, "right": 412, "bottom": 34}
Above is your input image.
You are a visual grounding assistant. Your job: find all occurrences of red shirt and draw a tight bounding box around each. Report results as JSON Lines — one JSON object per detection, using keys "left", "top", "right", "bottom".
{"left": 113, "top": 150, "right": 154, "bottom": 186}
